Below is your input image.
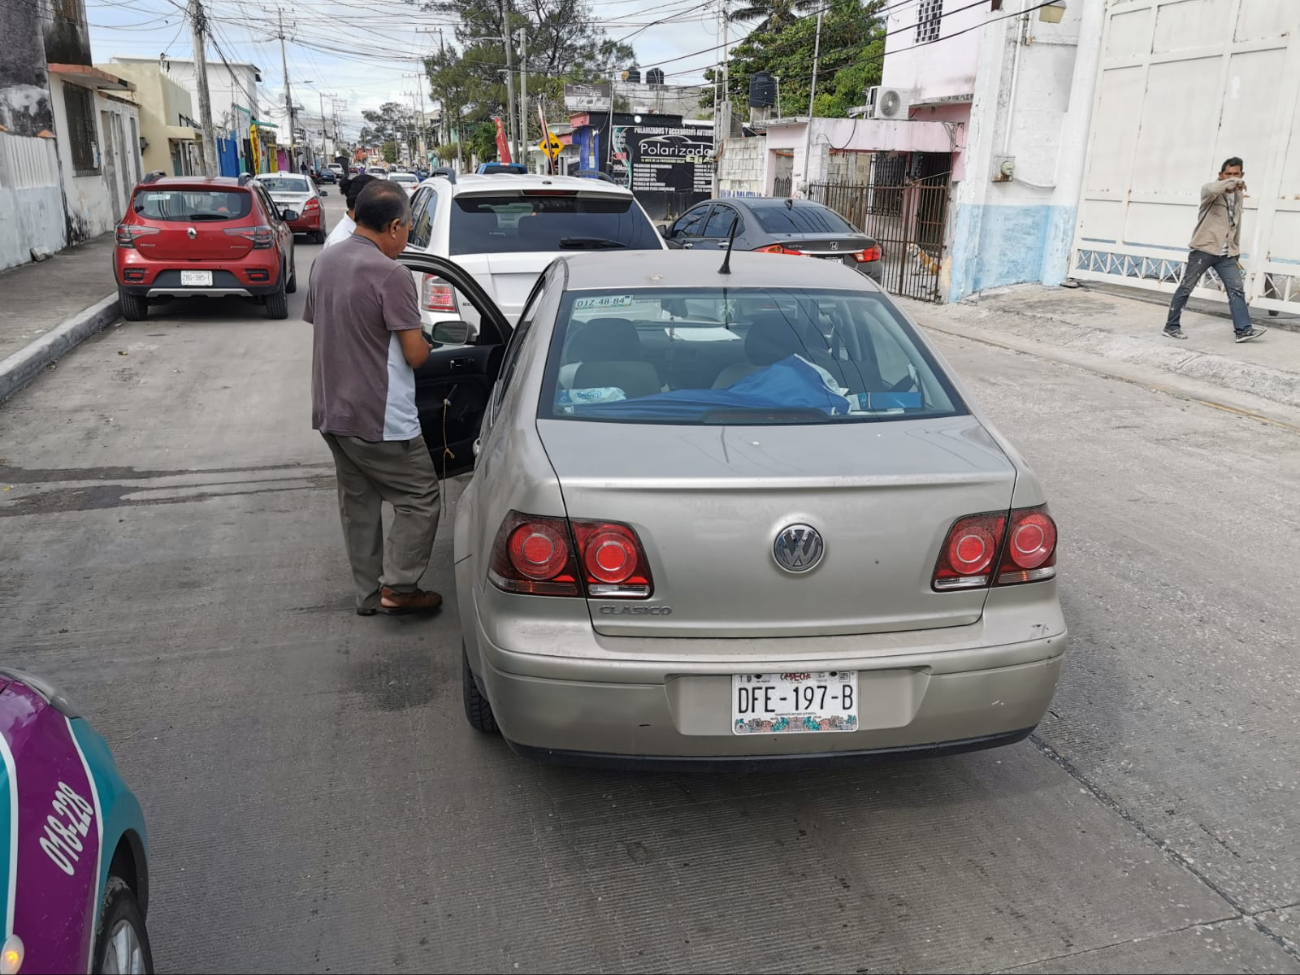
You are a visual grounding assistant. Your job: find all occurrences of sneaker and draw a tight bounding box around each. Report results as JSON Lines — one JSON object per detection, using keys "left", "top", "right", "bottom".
{"left": 1163, "top": 328, "right": 1188, "bottom": 339}
{"left": 380, "top": 586, "right": 443, "bottom": 614}
{"left": 1235, "top": 327, "right": 1266, "bottom": 343}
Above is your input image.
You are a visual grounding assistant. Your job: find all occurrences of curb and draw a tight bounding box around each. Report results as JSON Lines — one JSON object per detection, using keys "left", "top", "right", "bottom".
{"left": 0, "top": 294, "right": 119, "bottom": 403}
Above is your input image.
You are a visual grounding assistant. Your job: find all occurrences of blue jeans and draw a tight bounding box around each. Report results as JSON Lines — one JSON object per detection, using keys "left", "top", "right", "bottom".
{"left": 1166, "top": 249, "right": 1253, "bottom": 334}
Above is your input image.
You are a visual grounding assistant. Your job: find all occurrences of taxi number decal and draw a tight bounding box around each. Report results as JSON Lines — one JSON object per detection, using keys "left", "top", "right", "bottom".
{"left": 40, "top": 781, "right": 95, "bottom": 875}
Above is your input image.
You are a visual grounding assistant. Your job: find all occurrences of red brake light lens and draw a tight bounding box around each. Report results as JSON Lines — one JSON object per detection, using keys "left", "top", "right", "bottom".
{"left": 754, "top": 243, "right": 805, "bottom": 255}
{"left": 853, "top": 245, "right": 882, "bottom": 262}
{"left": 572, "top": 521, "right": 652, "bottom": 596}
{"left": 996, "top": 507, "right": 1058, "bottom": 584}
{"left": 223, "top": 225, "right": 275, "bottom": 248}
{"left": 303, "top": 198, "right": 319, "bottom": 211}
{"left": 422, "top": 277, "right": 456, "bottom": 312}
{"left": 933, "top": 513, "right": 1006, "bottom": 590}
{"left": 115, "top": 224, "right": 159, "bottom": 248}
{"left": 489, "top": 512, "right": 580, "bottom": 596}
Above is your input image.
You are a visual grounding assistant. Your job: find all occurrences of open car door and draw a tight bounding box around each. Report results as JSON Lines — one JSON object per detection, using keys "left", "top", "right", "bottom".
{"left": 398, "top": 252, "right": 513, "bottom": 479}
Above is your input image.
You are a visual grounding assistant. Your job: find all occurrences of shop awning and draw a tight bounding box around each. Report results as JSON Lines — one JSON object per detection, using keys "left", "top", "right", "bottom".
{"left": 48, "top": 64, "right": 134, "bottom": 91}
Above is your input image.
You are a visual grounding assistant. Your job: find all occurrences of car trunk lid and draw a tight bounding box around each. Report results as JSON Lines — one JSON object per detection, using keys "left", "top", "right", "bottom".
{"left": 537, "top": 416, "right": 1017, "bottom": 638}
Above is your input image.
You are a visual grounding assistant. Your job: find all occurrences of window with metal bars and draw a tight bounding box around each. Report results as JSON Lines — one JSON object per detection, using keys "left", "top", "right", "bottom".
{"left": 916, "top": 0, "right": 944, "bottom": 43}
{"left": 63, "top": 84, "right": 100, "bottom": 176}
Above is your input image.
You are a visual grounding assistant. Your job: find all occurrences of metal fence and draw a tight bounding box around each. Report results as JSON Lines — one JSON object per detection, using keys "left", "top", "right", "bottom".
{"left": 772, "top": 175, "right": 791, "bottom": 198}
{"left": 807, "top": 172, "right": 950, "bottom": 303}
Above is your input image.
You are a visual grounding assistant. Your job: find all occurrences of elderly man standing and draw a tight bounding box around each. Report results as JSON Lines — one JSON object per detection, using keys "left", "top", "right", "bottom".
{"left": 304, "top": 179, "right": 442, "bottom": 615}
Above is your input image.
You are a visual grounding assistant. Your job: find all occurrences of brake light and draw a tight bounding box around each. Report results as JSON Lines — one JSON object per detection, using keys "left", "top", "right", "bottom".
{"left": 487, "top": 511, "right": 653, "bottom": 598}
{"left": 303, "top": 198, "right": 319, "bottom": 211}
{"left": 522, "top": 190, "right": 579, "bottom": 197}
{"left": 422, "top": 276, "right": 456, "bottom": 312}
{"left": 853, "top": 245, "right": 882, "bottom": 262}
{"left": 995, "top": 506, "right": 1057, "bottom": 585}
{"left": 572, "top": 520, "right": 653, "bottom": 597}
{"left": 932, "top": 507, "right": 1057, "bottom": 590}
{"left": 489, "top": 512, "right": 581, "bottom": 596}
{"left": 754, "top": 243, "right": 805, "bottom": 256}
{"left": 115, "top": 224, "right": 159, "bottom": 248}
{"left": 223, "top": 225, "right": 275, "bottom": 248}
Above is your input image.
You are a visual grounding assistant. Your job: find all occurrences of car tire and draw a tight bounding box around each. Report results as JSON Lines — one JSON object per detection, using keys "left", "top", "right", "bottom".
{"left": 265, "top": 272, "right": 289, "bottom": 320}
{"left": 119, "top": 289, "right": 147, "bottom": 322}
{"left": 462, "top": 645, "right": 499, "bottom": 734}
{"left": 92, "top": 875, "right": 154, "bottom": 975}
{"left": 312, "top": 229, "right": 325, "bottom": 244}
{"left": 285, "top": 253, "right": 298, "bottom": 294}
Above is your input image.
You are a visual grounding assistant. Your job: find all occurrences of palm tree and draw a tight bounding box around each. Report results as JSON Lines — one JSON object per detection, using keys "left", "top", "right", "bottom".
{"left": 725, "top": 0, "right": 820, "bottom": 33}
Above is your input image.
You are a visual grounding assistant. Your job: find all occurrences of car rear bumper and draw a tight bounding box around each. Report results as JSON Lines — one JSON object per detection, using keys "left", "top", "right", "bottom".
{"left": 470, "top": 610, "right": 1066, "bottom": 764}
{"left": 288, "top": 215, "right": 322, "bottom": 233}
{"left": 119, "top": 269, "right": 283, "bottom": 298}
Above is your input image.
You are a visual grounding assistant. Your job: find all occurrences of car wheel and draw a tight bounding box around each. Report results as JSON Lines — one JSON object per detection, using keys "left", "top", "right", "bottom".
{"left": 265, "top": 271, "right": 289, "bottom": 320}
{"left": 285, "top": 253, "right": 298, "bottom": 294}
{"left": 119, "top": 289, "right": 147, "bottom": 322}
{"left": 462, "top": 644, "right": 499, "bottom": 734}
{"left": 312, "top": 229, "right": 325, "bottom": 244}
{"left": 93, "top": 875, "right": 154, "bottom": 975}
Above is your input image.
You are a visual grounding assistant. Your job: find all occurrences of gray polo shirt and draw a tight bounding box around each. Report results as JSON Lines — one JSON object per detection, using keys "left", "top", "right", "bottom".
{"left": 304, "top": 235, "right": 422, "bottom": 442}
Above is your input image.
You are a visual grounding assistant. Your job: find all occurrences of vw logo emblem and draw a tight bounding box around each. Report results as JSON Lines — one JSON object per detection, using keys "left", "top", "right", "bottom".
{"left": 186, "top": 227, "right": 197, "bottom": 239}
{"left": 773, "top": 524, "right": 824, "bottom": 573}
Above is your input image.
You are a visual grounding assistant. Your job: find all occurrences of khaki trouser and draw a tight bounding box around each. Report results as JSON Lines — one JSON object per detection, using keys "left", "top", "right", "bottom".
{"left": 321, "top": 433, "right": 440, "bottom": 609}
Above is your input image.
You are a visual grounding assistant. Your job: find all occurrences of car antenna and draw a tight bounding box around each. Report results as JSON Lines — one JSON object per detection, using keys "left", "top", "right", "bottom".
{"left": 785, "top": 197, "right": 793, "bottom": 210}
{"left": 718, "top": 216, "right": 741, "bottom": 275}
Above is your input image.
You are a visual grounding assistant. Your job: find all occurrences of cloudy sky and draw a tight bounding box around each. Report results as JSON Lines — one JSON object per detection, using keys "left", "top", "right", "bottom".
{"left": 86, "top": 0, "right": 741, "bottom": 137}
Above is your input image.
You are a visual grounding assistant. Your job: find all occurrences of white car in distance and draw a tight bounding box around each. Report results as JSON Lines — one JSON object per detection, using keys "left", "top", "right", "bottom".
{"left": 403, "top": 171, "right": 666, "bottom": 338}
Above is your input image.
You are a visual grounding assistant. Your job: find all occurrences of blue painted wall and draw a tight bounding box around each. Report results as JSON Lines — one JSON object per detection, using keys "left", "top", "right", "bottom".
{"left": 948, "top": 202, "right": 1078, "bottom": 302}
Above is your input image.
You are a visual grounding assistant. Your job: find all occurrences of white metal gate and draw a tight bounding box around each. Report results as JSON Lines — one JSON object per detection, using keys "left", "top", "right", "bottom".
{"left": 1071, "top": 0, "right": 1300, "bottom": 312}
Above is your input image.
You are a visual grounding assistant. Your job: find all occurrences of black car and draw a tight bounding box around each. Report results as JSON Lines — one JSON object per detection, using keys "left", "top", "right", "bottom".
{"left": 313, "top": 169, "right": 337, "bottom": 184}
{"left": 659, "top": 197, "right": 883, "bottom": 285}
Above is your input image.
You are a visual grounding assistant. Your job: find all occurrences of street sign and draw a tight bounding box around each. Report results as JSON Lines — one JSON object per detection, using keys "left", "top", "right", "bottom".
{"left": 538, "top": 133, "right": 563, "bottom": 160}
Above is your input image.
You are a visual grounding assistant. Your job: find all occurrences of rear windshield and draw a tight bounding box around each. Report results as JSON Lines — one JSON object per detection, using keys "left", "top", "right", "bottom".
{"left": 390, "top": 173, "right": 418, "bottom": 183}
{"left": 449, "top": 193, "right": 661, "bottom": 255}
{"left": 752, "top": 204, "right": 857, "bottom": 235}
{"left": 132, "top": 188, "right": 251, "bottom": 222}
{"left": 257, "top": 176, "right": 311, "bottom": 193}
{"left": 540, "top": 288, "right": 964, "bottom": 425}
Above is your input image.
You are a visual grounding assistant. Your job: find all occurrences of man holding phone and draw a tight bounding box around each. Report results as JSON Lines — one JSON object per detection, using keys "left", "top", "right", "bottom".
{"left": 1164, "top": 157, "right": 1265, "bottom": 343}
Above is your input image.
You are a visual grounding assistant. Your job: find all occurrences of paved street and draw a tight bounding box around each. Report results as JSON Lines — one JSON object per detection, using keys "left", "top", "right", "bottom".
{"left": 2, "top": 196, "right": 1299, "bottom": 974}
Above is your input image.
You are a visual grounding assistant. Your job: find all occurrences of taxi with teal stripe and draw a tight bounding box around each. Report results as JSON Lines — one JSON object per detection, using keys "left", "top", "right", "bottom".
{"left": 0, "top": 670, "right": 152, "bottom": 974}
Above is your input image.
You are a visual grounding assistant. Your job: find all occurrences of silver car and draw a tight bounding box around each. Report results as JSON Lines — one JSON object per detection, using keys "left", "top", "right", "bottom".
{"left": 404, "top": 250, "right": 1066, "bottom": 768}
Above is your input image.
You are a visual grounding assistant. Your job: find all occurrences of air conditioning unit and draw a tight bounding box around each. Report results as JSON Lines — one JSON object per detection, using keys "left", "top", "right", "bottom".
{"left": 866, "top": 87, "right": 916, "bottom": 120}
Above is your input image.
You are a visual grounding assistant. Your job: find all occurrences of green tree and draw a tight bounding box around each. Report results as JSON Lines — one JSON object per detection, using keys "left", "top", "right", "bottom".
{"left": 705, "top": 0, "right": 886, "bottom": 121}
{"left": 359, "top": 102, "right": 410, "bottom": 146}
{"left": 726, "top": 0, "right": 820, "bottom": 33}
{"left": 382, "top": 141, "right": 399, "bottom": 164}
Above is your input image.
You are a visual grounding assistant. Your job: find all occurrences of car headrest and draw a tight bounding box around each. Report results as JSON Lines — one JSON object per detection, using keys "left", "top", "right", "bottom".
{"left": 744, "top": 310, "right": 820, "bottom": 366}
{"left": 567, "top": 319, "right": 641, "bottom": 361}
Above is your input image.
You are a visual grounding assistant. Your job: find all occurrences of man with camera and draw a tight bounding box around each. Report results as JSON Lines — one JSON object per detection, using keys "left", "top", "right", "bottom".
{"left": 1164, "top": 156, "right": 1266, "bottom": 343}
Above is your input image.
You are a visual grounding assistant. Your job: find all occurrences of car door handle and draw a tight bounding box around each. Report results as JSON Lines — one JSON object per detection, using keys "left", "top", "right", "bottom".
{"left": 682, "top": 242, "right": 694, "bottom": 249}
{"left": 449, "top": 356, "right": 475, "bottom": 371}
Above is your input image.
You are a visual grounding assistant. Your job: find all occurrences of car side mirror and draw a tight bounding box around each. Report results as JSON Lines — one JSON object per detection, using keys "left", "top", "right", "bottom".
{"left": 430, "top": 320, "right": 472, "bottom": 346}
{"left": 658, "top": 224, "right": 671, "bottom": 238}
{"left": 281, "top": 208, "right": 299, "bottom": 221}
{"left": 320, "top": 189, "right": 328, "bottom": 196}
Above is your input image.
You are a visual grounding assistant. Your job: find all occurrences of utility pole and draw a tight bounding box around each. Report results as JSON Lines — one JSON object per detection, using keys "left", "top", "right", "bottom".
{"left": 188, "top": 0, "right": 219, "bottom": 176}
{"left": 500, "top": 0, "right": 516, "bottom": 161}
{"left": 801, "top": 6, "right": 824, "bottom": 197}
{"left": 318, "top": 89, "right": 327, "bottom": 165}
{"left": 277, "top": 9, "right": 297, "bottom": 172}
{"left": 516, "top": 27, "right": 527, "bottom": 169}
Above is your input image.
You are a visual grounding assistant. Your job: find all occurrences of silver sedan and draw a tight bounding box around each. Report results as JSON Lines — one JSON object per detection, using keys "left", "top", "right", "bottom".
{"left": 405, "top": 249, "right": 1066, "bottom": 768}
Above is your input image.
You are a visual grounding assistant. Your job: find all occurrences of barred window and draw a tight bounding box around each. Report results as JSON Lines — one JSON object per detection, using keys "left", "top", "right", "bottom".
{"left": 916, "top": 0, "right": 944, "bottom": 43}
{"left": 63, "top": 84, "right": 100, "bottom": 175}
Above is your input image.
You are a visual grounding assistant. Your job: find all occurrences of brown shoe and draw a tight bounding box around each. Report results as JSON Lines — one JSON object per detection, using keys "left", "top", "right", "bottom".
{"left": 380, "top": 586, "right": 443, "bottom": 615}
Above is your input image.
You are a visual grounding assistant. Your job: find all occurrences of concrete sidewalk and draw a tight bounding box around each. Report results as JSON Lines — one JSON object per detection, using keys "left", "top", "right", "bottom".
{"left": 0, "top": 233, "right": 119, "bottom": 401}
{"left": 902, "top": 283, "right": 1300, "bottom": 427}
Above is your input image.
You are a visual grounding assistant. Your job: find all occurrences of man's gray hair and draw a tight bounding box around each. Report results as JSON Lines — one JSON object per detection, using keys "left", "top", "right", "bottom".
{"left": 355, "top": 180, "right": 411, "bottom": 231}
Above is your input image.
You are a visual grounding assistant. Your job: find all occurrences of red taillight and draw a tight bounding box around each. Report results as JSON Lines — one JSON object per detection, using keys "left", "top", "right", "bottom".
{"left": 303, "top": 198, "right": 320, "bottom": 211}
{"left": 754, "top": 243, "right": 805, "bottom": 256}
{"left": 572, "top": 521, "right": 653, "bottom": 597}
{"left": 996, "top": 507, "right": 1058, "bottom": 585}
{"left": 422, "top": 276, "right": 456, "bottom": 313}
{"left": 489, "top": 512, "right": 580, "bottom": 596}
{"left": 933, "top": 507, "right": 1057, "bottom": 591}
{"left": 853, "top": 245, "right": 882, "bottom": 262}
{"left": 488, "top": 512, "right": 653, "bottom": 598}
{"left": 223, "top": 225, "right": 275, "bottom": 248}
{"left": 115, "top": 224, "right": 159, "bottom": 248}
{"left": 933, "top": 512, "right": 1006, "bottom": 590}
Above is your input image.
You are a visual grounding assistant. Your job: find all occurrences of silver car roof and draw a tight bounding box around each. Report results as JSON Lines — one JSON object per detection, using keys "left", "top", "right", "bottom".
{"left": 559, "top": 250, "right": 885, "bottom": 293}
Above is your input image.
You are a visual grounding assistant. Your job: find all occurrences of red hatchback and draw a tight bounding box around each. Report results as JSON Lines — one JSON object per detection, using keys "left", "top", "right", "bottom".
{"left": 114, "top": 174, "right": 298, "bottom": 321}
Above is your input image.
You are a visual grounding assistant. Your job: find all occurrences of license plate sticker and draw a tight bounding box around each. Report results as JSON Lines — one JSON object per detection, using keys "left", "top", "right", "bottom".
{"left": 732, "top": 671, "right": 858, "bottom": 735}
{"left": 180, "top": 270, "right": 213, "bottom": 287}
